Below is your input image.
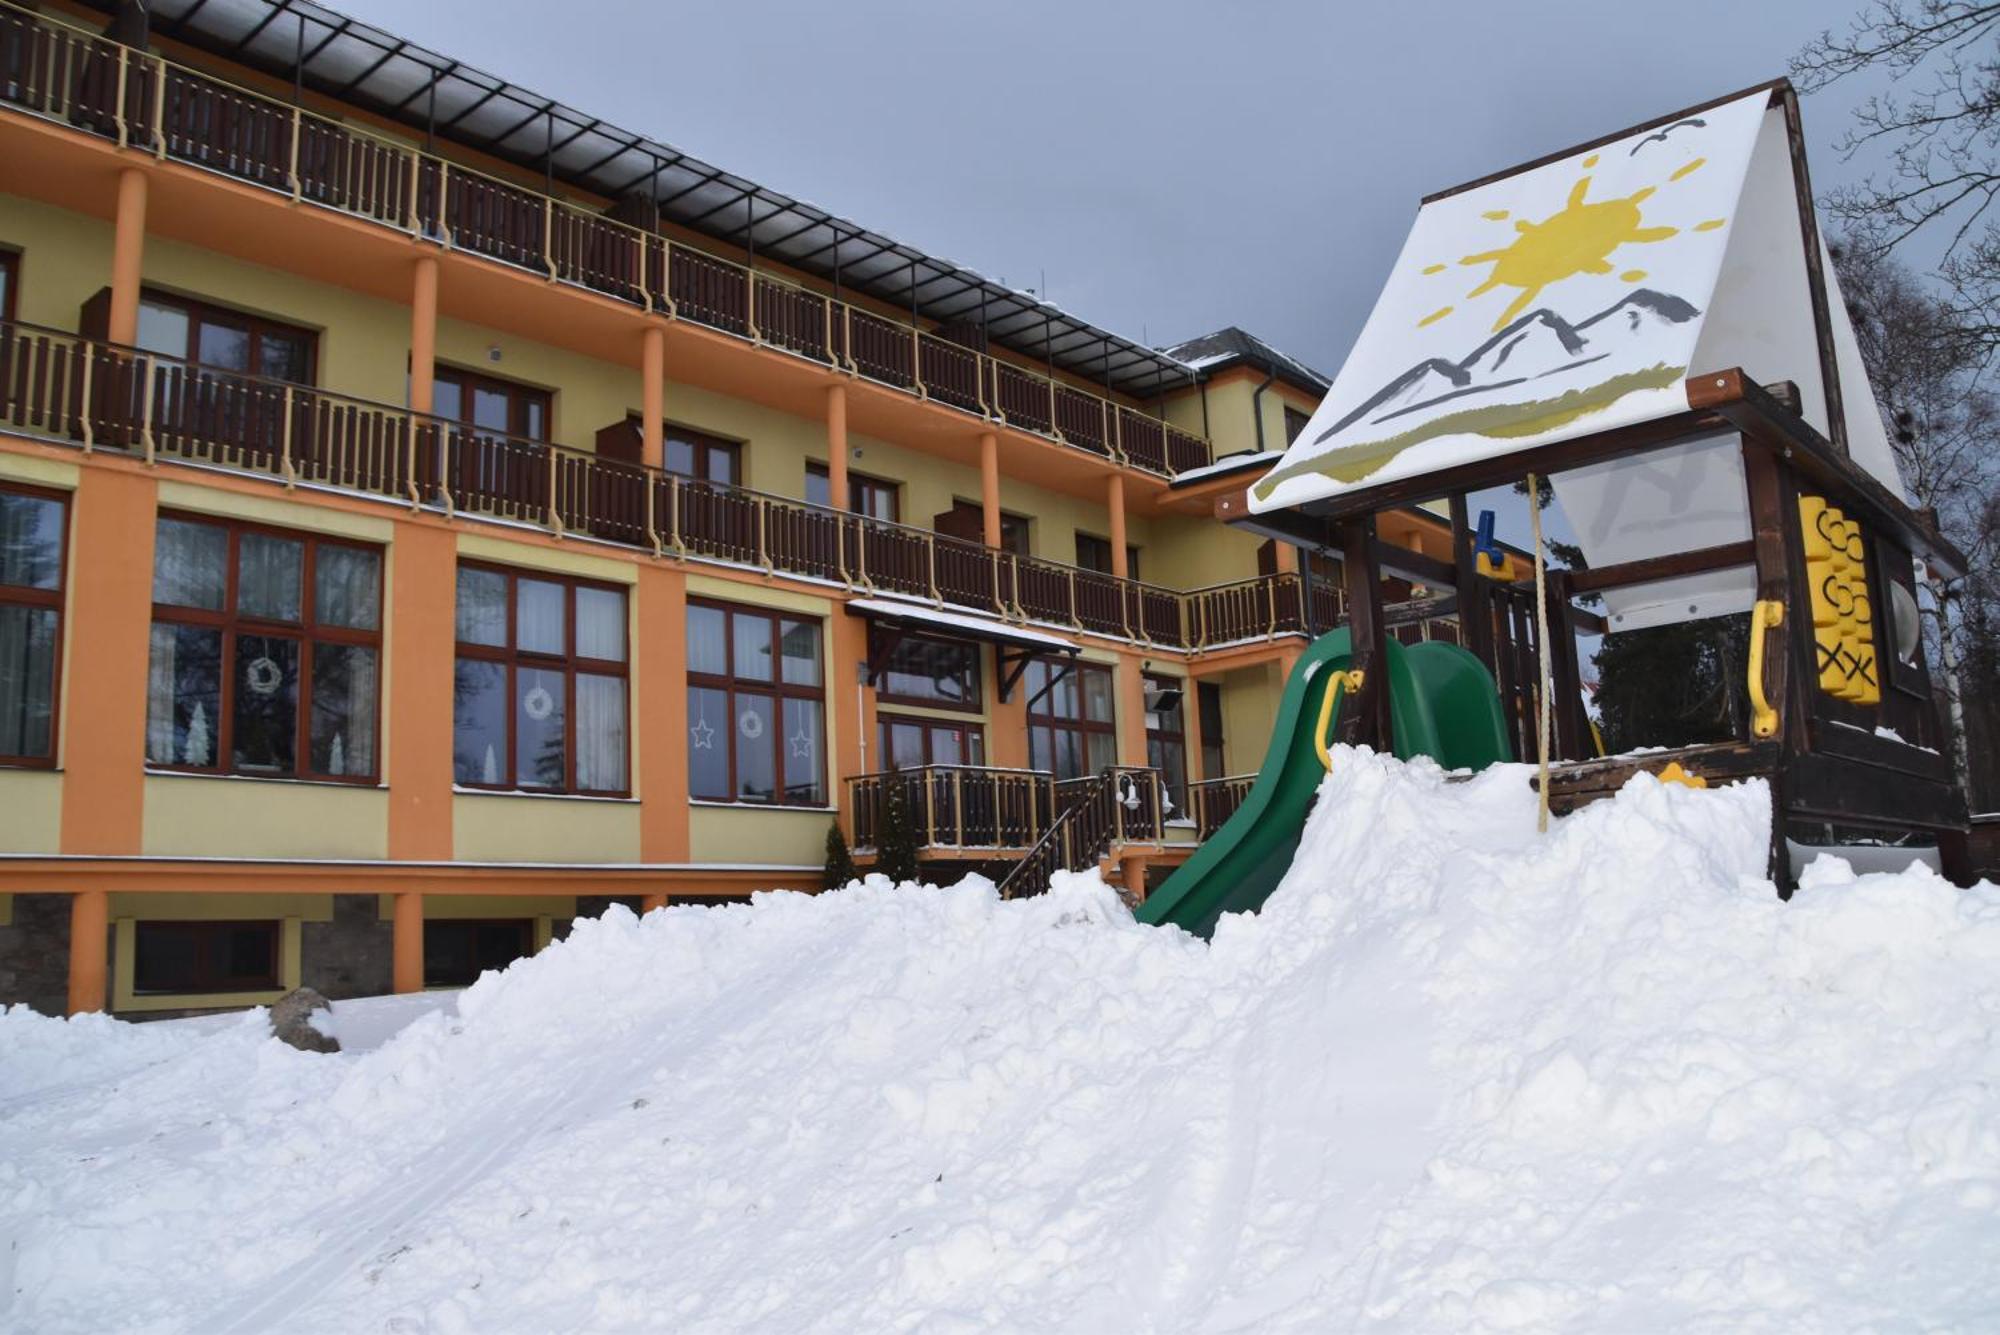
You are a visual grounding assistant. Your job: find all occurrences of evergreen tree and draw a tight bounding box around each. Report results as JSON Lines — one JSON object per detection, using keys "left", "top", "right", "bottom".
{"left": 874, "top": 772, "right": 922, "bottom": 885}
{"left": 822, "top": 820, "right": 858, "bottom": 891}
{"left": 1594, "top": 614, "right": 1751, "bottom": 753}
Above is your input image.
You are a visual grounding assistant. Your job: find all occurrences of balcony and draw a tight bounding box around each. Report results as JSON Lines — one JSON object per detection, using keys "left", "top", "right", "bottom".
{"left": 1, "top": 320, "right": 1461, "bottom": 654}
{"left": 0, "top": 5, "right": 1210, "bottom": 477}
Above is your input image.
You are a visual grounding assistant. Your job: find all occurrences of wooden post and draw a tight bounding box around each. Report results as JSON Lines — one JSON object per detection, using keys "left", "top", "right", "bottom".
{"left": 392, "top": 891, "right": 423, "bottom": 994}
{"left": 1339, "top": 517, "right": 1390, "bottom": 748}
{"left": 640, "top": 324, "right": 665, "bottom": 470}
{"left": 1542, "top": 568, "right": 1586, "bottom": 760}
{"left": 1120, "top": 854, "right": 1149, "bottom": 904}
{"left": 108, "top": 167, "right": 149, "bottom": 346}
{"left": 641, "top": 894, "right": 668, "bottom": 914}
{"left": 1742, "top": 440, "right": 1799, "bottom": 750}
{"left": 979, "top": 431, "right": 1001, "bottom": 548}
{"left": 825, "top": 382, "right": 850, "bottom": 511}
{"left": 66, "top": 889, "right": 109, "bottom": 1016}
{"left": 1449, "top": 493, "right": 1494, "bottom": 669}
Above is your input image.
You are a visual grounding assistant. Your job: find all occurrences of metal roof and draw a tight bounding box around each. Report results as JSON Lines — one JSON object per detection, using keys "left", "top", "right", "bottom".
{"left": 1162, "top": 327, "right": 1331, "bottom": 395}
{"left": 97, "top": 0, "right": 1200, "bottom": 400}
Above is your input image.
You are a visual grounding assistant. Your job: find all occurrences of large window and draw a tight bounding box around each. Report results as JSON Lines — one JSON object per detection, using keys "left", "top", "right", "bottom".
{"left": 1026, "top": 658, "right": 1115, "bottom": 781}
{"left": 874, "top": 633, "right": 980, "bottom": 711}
{"left": 879, "top": 715, "right": 985, "bottom": 768}
{"left": 806, "top": 462, "right": 899, "bottom": 523}
{"left": 453, "top": 565, "right": 629, "bottom": 795}
{"left": 146, "top": 516, "right": 382, "bottom": 781}
{"left": 434, "top": 366, "right": 550, "bottom": 442}
{"left": 1145, "top": 673, "right": 1189, "bottom": 814}
{"left": 0, "top": 484, "right": 65, "bottom": 766}
{"left": 686, "top": 599, "right": 825, "bottom": 805}
{"left": 133, "top": 920, "right": 280, "bottom": 994}
{"left": 134, "top": 291, "right": 316, "bottom": 383}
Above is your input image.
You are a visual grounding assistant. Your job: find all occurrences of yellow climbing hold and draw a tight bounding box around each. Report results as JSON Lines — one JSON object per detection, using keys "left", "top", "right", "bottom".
{"left": 1655, "top": 762, "right": 1707, "bottom": 789}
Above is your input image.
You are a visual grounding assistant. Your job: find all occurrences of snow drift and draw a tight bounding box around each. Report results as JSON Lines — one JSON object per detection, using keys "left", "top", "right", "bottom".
{"left": 3, "top": 750, "right": 1997, "bottom": 1332}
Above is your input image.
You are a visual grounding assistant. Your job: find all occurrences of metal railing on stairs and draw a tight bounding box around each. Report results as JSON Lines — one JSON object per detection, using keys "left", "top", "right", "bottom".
{"left": 996, "top": 766, "right": 1167, "bottom": 899}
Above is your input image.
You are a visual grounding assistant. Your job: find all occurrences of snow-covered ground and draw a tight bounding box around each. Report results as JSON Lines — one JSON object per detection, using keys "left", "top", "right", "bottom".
{"left": 3, "top": 750, "right": 1996, "bottom": 1332}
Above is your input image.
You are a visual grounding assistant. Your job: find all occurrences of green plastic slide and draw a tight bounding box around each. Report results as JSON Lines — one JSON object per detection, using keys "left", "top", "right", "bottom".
{"left": 1137, "top": 630, "right": 1512, "bottom": 938}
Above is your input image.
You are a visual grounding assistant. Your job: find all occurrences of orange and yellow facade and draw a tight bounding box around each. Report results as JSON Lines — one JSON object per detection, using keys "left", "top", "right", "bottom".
{"left": 0, "top": 0, "right": 1481, "bottom": 1017}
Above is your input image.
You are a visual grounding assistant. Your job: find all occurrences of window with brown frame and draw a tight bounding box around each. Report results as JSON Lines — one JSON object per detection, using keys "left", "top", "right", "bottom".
{"left": 1025, "top": 658, "right": 1115, "bottom": 781}
{"left": 1075, "top": 533, "right": 1140, "bottom": 581}
{"left": 664, "top": 424, "right": 741, "bottom": 485}
{"left": 686, "top": 599, "right": 826, "bottom": 806}
{"left": 806, "top": 461, "right": 899, "bottom": 523}
{"left": 146, "top": 514, "right": 382, "bottom": 781}
{"left": 872, "top": 632, "right": 981, "bottom": 712}
{"left": 1145, "top": 672, "right": 1189, "bottom": 815}
{"left": 133, "top": 920, "right": 281, "bottom": 994}
{"left": 1198, "top": 681, "right": 1226, "bottom": 780}
{"left": 453, "top": 564, "right": 630, "bottom": 795}
{"left": 1283, "top": 405, "right": 1312, "bottom": 445}
{"left": 0, "top": 482, "right": 66, "bottom": 767}
{"left": 132, "top": 290, "right": 317, "bottom": 384}
{"left": 434, "top": 365, "right": 551, "bottom": 442}
{"left": 878, "top": 714, "right": 986, "bottom": 768}
{"left": 424, "top": 918, "right": 534, "bottom": 988}
{"left": 933, "top": 500, "right": 1030, "bottom": 555}
{"left": 0, "top": 249, "right": 18, "bottom": 326}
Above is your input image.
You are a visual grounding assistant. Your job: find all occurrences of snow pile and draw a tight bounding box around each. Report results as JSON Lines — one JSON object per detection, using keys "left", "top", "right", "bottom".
{"left": 3, "top": 750, "right": 1997, "bottom": 1331}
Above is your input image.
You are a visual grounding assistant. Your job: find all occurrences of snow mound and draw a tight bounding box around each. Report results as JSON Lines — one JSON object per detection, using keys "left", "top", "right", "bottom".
{"left": 2, "top": 749, "right": 1996, "bottom": 1331}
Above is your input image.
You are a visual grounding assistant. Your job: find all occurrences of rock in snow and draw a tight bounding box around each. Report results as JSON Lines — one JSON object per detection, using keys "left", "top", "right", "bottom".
{"left": 1, "top": 748, "right": 1996, "bottom": 1331}
{"left": 268, "top": 987, "right": 340, "bottom": 1054}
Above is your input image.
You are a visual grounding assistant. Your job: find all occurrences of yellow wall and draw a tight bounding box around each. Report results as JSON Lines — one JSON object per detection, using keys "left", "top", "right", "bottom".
{"left": 142, "top": 774, "right": 390, "bottom": 858}
{"left": 453, "top": 792, "right": 642, "bottom": 863}
{"left": 0, "top": 772, "right": 60, "bottom": 853}
{"left": 689, "top": 804, "right": 831, "bottom": 868}
{"left": 1212, "top": 660, "right": 1288, "bottom": 776}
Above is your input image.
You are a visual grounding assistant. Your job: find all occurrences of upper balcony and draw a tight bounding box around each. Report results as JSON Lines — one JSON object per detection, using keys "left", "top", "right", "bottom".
{"left": 0, "top": 5, "right": 1212, "bottom": 478}
{"left": 0, "top": 319, "right": 1479, "bottom": 656}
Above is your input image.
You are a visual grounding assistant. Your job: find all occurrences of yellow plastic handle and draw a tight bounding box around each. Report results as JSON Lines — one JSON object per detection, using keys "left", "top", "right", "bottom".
{"left": 1314, "top": 669, "right": 1366, "bottom": 771}
{"left": 1748, "top": 599, "right": 1785, "bottom": 739}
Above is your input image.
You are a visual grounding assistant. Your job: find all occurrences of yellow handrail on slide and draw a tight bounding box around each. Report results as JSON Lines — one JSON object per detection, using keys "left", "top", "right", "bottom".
{"left": 1314, "top": 669, "right": 1367, "bottom": 771}
{"left": 1748, "top": 599, "right": 1785, "bottom": 739}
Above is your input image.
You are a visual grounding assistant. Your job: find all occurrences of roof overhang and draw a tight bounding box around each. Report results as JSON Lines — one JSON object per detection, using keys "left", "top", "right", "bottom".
{"left": 845, "top": 597, "right": 1080, "bottom": 656}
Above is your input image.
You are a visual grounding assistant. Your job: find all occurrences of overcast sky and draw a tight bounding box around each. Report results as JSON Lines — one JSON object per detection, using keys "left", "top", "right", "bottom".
{"left": 329, "top": 0, "right": 1886, "bottom": 380}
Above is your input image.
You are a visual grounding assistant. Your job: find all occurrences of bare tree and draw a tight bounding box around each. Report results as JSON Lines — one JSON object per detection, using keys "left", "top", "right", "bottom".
{"left": 1794, "top": 3, "right": 2000, "bottom": 360}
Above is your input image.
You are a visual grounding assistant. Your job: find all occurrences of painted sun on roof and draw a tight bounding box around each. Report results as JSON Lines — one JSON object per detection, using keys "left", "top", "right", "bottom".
{"left": 1252, "top": 90, "right": 1770, "bottom": 512}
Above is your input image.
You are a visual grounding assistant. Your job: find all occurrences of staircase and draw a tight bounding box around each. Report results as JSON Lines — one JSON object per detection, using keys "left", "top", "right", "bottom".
{"left": 995, "top": 767, "right": 1166, "bottom": 899}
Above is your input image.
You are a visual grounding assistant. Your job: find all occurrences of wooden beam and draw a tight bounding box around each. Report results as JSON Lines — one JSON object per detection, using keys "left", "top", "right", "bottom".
{"left": 1563, "top": 541, "right": 1756, "bottom": 595}
{"left": 1338, "top": 518, "right": 1390, "bottom": 747}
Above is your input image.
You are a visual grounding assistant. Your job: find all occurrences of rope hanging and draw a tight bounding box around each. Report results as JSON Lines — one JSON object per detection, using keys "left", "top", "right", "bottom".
{"left": 1528, "top": 473, "right": 1553, "bottom": 833}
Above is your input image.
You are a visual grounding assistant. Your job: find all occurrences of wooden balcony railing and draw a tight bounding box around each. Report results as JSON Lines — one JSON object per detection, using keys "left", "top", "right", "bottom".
{"left": 1187, "top": 775, "right": 1256, "bottom": 838}
{"left": 846, "top": 766, "right": 1056, "bottom": 851}
{"left": 0, "top": 320, "right": 1462, "bottom": 655}
{"left": 995, "top": 766, "right": 1169, "bottom": 898}
{"left": 0, "top": 3, "right": 1210, "bottom": 478}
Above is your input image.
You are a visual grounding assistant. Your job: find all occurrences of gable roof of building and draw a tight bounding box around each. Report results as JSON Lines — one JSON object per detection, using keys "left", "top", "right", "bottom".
{"left": 1162, "top": 327, "right": 1332, "bottom": 397}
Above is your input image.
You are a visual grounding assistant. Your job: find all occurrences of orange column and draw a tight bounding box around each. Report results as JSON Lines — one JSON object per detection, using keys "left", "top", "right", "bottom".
{"left": 66, "top": 889, "right": 109, "bottom": 1015}
{"left": 1273, "top": 542, "right": 1300, "bottom": 575}
{"left": 386, "top": 519, "right": 456, "bottom": 861}
{"left": 409, "top": 255, "right": 439, "bottom": 414}
{"left": 108, "top": 167, "right": 148, "bottom": 346}
{"left": 640, "top": 894, "right": 668, "bottom": 914}
{"left": 60, "top": 467, "right": 155, "bottom": 854}
{"left": 641, "top": 324, "right": 666, "bottom": 470}
{"left": 990, "top": 669, "right": 1029, "bottom": 771}
{"left": 392, "top": 891, "right": 423, "bottom": 994}
{"left": 1120, "top": 855, "right": 1149, "bottom": 904}
{"left": 1115, "top": 653, "right": 1148, "bottom": 765}
{"left": 1106, "top": 473, "right": 1129, "bottom": 579}
{"left": 979, "top": 431, "right": 1001, "bottom": 547}
{"left": 825, "top": 383, "right": 850, "bottom": 510}
{"left": 636, "top": 563, "right": 689, "bottom": 862}
{"left": 832, "top": 605, "right": 871, "bottom": 804}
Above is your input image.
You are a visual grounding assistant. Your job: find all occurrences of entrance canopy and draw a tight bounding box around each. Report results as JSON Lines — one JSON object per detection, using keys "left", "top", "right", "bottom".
{"left": 1250, "top": 83, "right": 1909, "bottom": 543}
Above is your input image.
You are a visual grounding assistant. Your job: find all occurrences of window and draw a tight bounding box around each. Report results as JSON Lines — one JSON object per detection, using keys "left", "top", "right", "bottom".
{"left": 0, "top": 249, "right": 17, "bottom": 326}
{"left": 873, "top": 632, "right": 980, "bottom": 711}
{"left": 134, "top": 291, "right": 316, "bottom": 383}
{"left": 1026, "top": 658, "right": 1115, "bottom": 781}
{"left": 1075, "top": 533, "right": 1140, "bottom": 581}
{"left": 686, "top": 599, "right": 825, "bottom": 805}
{"left": 664, "top": 425, "right": 740, "bottom": 486}
{"left": 1198, "top": 681, "right": 1226, "bottom": 780}
{"left": 424, "top": 919, "right": 533, "bottom": 988}
{"left": 1284, "top": 405, "right": 1312, "bottom": 445}
{"left": 0, "top": 484, "right": 65, "bottom": 766}
{"left": 1145, "top": 673, "right": 1188, "bottom": 814}
{"left": 806, "top": 462, "right": 899, "bottom": 523}
{"left": 146, "top": 516, "right": 382, "bottom": 781}
{"left": 453, "top": 565, "right": 629, "bottom": 795}
{"left": 132, "top": 920, "right": 280, "bottom": 994}
{"left": 433, "top": 366, "right": 550, "bottom": 442}
{"left": 879, "top": 715, "right": 985, "bottom": 768}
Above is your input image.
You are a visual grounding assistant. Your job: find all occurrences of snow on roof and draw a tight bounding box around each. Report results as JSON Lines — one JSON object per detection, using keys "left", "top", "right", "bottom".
{"left": 1163, "top": 327, "right": 1332, "bottom": 394}
{"left": 845, "top": 598, "right": 1079, "bottom": 652}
